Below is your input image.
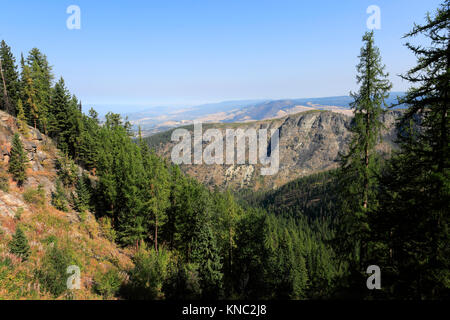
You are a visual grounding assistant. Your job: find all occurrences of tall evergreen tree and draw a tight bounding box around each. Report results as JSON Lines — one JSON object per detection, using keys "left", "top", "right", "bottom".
{"left": 20, "top": 57, "right": 39, "bottom": 129}
{"left": 49, "top": 78, "right": 71, "bottom": 150}
{"left": 52, "top": 179, "right": 69, "bottom": 212}
{"left": 8, "top": 133, "right": 28, "bottom": 186}
{"left": 372, "top": 0, "right": 450, "bottom": 299}
{"left": 191, "top": 223, "right": 223, "bottom": 299}
{"left": 334, "top": 31, "right": 392, "bottom": 291}
{"left": 212, "top": 190, "right": 242, "bottom": 295}
{"left": 74, "top": 174, "right": 91, "bottom": 213}
{"left": 26, "top": 48, "right": 53, "bottom": 133}
{"left": 143, "top": 152, "right": 170, "bottom": 253}
{"left": 0, "top": 40, "right": 20, "bottom": 115}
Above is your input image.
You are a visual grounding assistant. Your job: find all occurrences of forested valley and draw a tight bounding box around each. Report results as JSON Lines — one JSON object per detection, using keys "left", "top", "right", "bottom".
{"left": 0, "top": 0, "right": 448, "bottom": 300}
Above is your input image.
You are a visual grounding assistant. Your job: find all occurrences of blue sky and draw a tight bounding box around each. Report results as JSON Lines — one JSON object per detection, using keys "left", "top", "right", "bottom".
{"left": 0, "top": 0, "right": 443, "bottom": 113}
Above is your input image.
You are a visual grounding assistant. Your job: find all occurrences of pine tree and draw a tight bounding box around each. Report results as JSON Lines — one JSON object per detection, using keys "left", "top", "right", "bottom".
{"left": 20, "top": 57, "right": 39, "bottom": 129}
{"left": 0, "top": 40, "right": 20, "bottom": 115}
{"left": 52, "top": 179, "right": 69, "bottom": 212}
{"left": 16, "top": 99, "right": 30, "bottom": 137}
{"left": 213, "top": 190, "right": 242, "bottom": 295}
{"left": 74, "top": 174, "right": 90, "bottom": 213}
{"left": 164, "top": 165, "right": 184, "bottom": 249}
{"left": 8, "top": 133, "right": 28, "bottom": 186}
{"left": 49, "top": 78, "right": 71, "bottom": 149}
{"left": 64, "top": 95, "right": 84, "bottom": 160}
{"left": 191, "top": 223, "right": 223, "bottom": 299}
{"left": 372, "top": 0, "right": 450, "bottom": 299}
{"left": 78, "top": 111, "right": 100, "bottom": 171}
{"left": 9, "top": 226, "right": 31, "bottom": 260}
{"left": 334, "top": 31, "right": 392, "bottom": 291}
{"left": 143, "top": 152, "right": 170, "bottom": 252}
{"left": 233, "top": 210, "right": 262, "bottom": 298}
{"left": 26, "top": 48, "right": 53, "bottom": 133}
{"left": 88, "top": 108, "right": 99, "bottom": 124}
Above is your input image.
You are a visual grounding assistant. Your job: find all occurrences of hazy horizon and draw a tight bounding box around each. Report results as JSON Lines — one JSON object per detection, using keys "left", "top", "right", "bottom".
{"left": 0, "top": 0, "right": 440, "bottom": 114}
{"left": 89, "top": 92, "right": 405, "bottom": 116}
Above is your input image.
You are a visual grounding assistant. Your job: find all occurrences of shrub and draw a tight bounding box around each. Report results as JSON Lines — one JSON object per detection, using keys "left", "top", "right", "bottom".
{"left": 8, "top": 226, "right": 31, "bottom": 261}
{"left": 55, "top": 155, "right": 78, "bottom": 187}
{"left": 42, "top": 235, "right": 58, "bottom": 245}
{"left": 23, "top": 184, "right": 46, "bottom": 207}
{"left": 163, "top": 260, "right": 202, "bottom": 299}
{"left": 51, "top": 179, "right": 69, "bottom": 212}
{"left": 0, "top": 167, "right": 9, "bottom": 192}
{"left": 0, "top": 256, "right": 12, "bottom": 269}
{"left": 36, "top": 244, "right": 77, "bottom": 298}
{"left": 73, "top": 174, "right": 91, "bottom": 213}
{"left": 8, "top": 133, "right": 28, "bottom": 186}
{"left": 15, "top": 207, "right": 24, "bottom": 220}
{"left": 99, "top": 217, "right": 117, "bottom": 242}
{"left": 94, "top": 268, "right": 123, "bottom": 299}
{"left": 123, "top": 245, "right": 172, "bottom": 300}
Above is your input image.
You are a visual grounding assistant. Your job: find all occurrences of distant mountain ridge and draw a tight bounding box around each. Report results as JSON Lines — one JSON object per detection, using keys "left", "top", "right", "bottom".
{"left": 145, "top": 109, "right": 403, "bottom": 190}
{"left": 126, "top": 93, "right": 405, "bottom": 136}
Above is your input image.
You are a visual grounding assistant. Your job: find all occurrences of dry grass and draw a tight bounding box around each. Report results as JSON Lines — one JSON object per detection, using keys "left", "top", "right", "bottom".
{"left": 0, "top": 188, "right": 133, "bottom": 300}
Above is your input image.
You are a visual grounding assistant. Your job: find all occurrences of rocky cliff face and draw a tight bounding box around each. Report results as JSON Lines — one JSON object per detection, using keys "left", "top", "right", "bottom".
{"left": 0, "top": 111, "right": 58, "bottom": 196}
{"left": 147, "top": 110, "right": 402, "bottom": 190}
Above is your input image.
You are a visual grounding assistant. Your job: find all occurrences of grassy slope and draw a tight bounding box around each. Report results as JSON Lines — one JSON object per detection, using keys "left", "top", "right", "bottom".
{"left": 0, "top": 111, "right": 133, "bottom": 300}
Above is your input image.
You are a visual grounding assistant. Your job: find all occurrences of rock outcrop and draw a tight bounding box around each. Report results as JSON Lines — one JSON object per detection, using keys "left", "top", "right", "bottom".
{"left": 0, "top": 110, "right": 58, "bottom": 194}
{"left": 147, "top": 110, "right": 402, "bottom": 190}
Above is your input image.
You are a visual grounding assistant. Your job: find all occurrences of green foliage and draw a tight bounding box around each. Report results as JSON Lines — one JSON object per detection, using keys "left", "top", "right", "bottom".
{"left": 99, "top": 217, "right": 117, "bottom": 242}
{"left": 73, "top": 174, "right": 91, "bottom": 213}
{"left": 0, "top": 40, "right": 20, "bottom": 115}
{"left": 15, "top": 207, "right": 24, "bottom": 220}
{"left": 1, "top": 1, "right": 447, "bottom": 299}
{"left": 333, "top": 31, "right": 392, "bottom": 294}
{"left": 8, "top": 133, "right": 28, "bottom": 186}
{"left": 124, "top": 245, "right": 172, "bottom": 300}
{"left": 42, "top": 235, "right": 58, "bottom": 245}
{"left": 8, "top": 226, "right": 31, "bottom": 261}
{"left": 36, "top": 243, "right": 76, "bottom": 298}
{"left": 191, "top": 224, "right": 223, "bottom": 299}
{"left": 22, "top": 184, "right": 46, "bottom": 206}
{"left": 0, "top": 256, "right": 12, "bottom": 269}
{"left": 55, "top": 154, "right": 78, "bottom": 187}
{"left": 16, "top": 99, "right": 30, "bottom": 137}
{"left": 163, "top": 260, "right": 202, "bottom": 299}
{"left": 370, "top": 1, "right": 450, "bottom": 299}
{"left": 94, "top": 268, "right": 123, "bottom": 299}
{"left": 241, "top": 170, "right": 339, "bottom": 221}
{"left": 25, "top": 48, "right": 53, "bottom": 133}
{"left": 51, "top": 179, "right": 69, "bottom": 212}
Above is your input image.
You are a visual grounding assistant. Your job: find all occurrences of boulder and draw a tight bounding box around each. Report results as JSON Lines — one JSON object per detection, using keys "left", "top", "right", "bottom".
{"left": 23, "top": 141, "right": 37, "bottom": 152}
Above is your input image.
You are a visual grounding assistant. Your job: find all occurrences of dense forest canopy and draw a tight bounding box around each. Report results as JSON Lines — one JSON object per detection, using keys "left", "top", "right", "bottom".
{"left": 0, "top": 0, "right": 448, "bottom": 300}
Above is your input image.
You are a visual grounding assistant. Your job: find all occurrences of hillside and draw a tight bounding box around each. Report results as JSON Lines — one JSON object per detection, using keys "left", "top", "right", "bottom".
{"left": 0, "top": 110, "right": 133, "bottom": 299}
{"left": 128, "top": 93, "right": 404, "bottom": 136}
{"left": 145, "top": 109, "right": 402, "bottom": 190}
{"left": 238, "top": 169, "right": 339, "bottom": 221}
